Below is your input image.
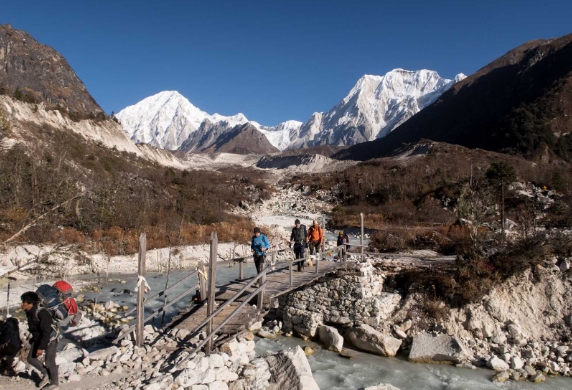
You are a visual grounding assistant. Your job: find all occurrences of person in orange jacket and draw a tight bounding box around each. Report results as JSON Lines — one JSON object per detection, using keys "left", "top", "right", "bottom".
{"left": 307, "top": 219, "right": 323, "bottom": 256}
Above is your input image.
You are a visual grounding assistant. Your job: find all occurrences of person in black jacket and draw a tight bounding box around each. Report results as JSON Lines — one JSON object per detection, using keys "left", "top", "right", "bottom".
{"left": 290, "top": 219, "right": 308, "bottom": 271}
{"left": 21, "top": 292, "right": 58, "bottom": 389}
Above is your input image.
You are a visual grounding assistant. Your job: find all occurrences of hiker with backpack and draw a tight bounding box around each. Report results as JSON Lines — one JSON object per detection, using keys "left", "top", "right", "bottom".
{"left": 0, "top": 317, "right": 22, "bottom": 376}
{"left": 337, "top": 230, "right": 350, "bottom": 259}
{"left": 251, "top": 227, "right": 270, "bottom": 274}
{"left": 21, "top": 291, "right": 59, "bottom": 389}
{"left": 290, "top": 219, "right": 308, "bottom": 272}
{"left": 308, "top": 219, "right": 324, "bottom": 256}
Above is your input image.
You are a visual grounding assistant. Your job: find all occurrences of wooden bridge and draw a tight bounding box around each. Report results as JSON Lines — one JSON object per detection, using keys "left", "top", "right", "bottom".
{"left": 115, "top": 230, "right": 352, "bottom": 356}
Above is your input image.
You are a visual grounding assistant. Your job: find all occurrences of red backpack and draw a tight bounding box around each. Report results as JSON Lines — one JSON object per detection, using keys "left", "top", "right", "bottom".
{"left": 53, "top": 280, "right": 81, "bottom": 327}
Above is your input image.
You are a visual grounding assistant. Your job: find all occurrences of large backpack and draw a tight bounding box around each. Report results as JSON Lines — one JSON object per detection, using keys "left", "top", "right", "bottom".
{"left": 36, "top": 281, "right": 82, "bottom": 333}
{"left": 292, "top": 225, "right": 307, "bottom": 242}
{"left": 0, "top": 318, "right": 21, "bottom": 352}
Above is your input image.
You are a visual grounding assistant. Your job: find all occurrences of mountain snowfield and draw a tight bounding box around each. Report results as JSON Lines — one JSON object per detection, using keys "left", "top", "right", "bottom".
{"left": 289, "top": 69, "right": 466, "bottom": 148}
{"left": 117, "top": 69, "right": 465, "bottom": 152}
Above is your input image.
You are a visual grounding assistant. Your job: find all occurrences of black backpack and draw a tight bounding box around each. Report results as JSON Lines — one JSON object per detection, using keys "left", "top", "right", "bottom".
{"left": 292, "top": 225, "right": 307, "bottom": 242}
{"left": 0, "top": 318, "right": 21, "bottom": 351}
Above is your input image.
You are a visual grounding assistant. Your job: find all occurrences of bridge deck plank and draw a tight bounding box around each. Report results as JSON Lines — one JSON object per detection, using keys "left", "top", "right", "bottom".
{"left": 169, "top": 260, "right": 344, "bottom": 338}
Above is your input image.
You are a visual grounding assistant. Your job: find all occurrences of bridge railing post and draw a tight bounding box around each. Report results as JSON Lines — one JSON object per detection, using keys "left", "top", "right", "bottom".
{"left": 257, "top": 272, "right": 266, "bottom": 314}
{"left": 198, "top": 261, "right": 207, "bottom": 301}
{"left": 135, "top": 233, "right": 146, "bottom": 347}
{"left": 360, "top": 213, "right": 365, "bottom": 262}
{"left": 289, "top": 260, "right": 293, "bottom": 287}
{"left": 206, "top": 231, "right": 218, "bottom": 356}
{"left": 238, "top": 259, "right": 243, "bottom": 281}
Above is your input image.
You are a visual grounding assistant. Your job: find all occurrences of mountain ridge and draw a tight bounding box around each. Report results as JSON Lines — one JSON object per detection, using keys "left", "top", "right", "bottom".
{"left": 0, "top": 23, "right": 103, "bottom": 116}
{"left": 335, "top": 34, "right": 572, "bottom": 162}
{"left": 117, "top": 69, "right": 465, "bottom": 153}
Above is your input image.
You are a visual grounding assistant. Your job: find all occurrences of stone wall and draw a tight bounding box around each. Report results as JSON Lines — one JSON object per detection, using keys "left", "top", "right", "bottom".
{"left": 277, "top": 263, "right": 401, "bottom": 337}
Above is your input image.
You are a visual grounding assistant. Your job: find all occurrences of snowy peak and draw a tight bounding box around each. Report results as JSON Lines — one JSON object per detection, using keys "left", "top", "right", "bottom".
{"left": 290, "top": 68, "right": 465, "bottom": 148}
{"left": 117, "top": 90, "right": 210, "bottom": 150}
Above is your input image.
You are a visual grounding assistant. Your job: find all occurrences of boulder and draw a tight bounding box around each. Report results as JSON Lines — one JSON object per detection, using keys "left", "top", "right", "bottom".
{"left": 511, "top": 356, "right": 524, "bottom": 370}
{"left": 408, "top": 333, "right": 471, "bottom": 364}
{"left": 346, "top": 325, "right": 402, "bottom": 357}
{"left": 391, "top": 325, "right": 407, "bottom": 340}
{"left": 487, "top": 356, "right": 509, "bottom": 371}
{"left": 242, "top": 358, "right": 271, "bottom": 390}
{"left": 257, "top": 330, "right": 277, "bottom": 339}
{"left": 360, "top": 384, "right": 401, "bottom": 390}
{"left": 87, "top": 346, "right": 119, "bottom": 361}
{"left": 175, "top": 369, "right": 199, "bottom": 387}
{"left": 209, "top": 381, "right": 229, "bottom": 390}
{"left": 493, "top": 371, "right": 510, "bottom": 382}
{"left": 318, "top": 325, "right": 343, "bottom": 352}
{"left": 264, "top": 346, "right": 320, "bottom": 390}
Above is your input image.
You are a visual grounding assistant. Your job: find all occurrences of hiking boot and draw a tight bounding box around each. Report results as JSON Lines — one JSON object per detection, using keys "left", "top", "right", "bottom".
{"left": 37, "top": 375, "right": 50, "bottom": 388}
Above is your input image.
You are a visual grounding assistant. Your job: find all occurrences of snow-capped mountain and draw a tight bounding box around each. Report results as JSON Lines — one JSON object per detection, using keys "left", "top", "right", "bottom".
{"left": 117, "top": 91, "right": 298, "bottom": 151}
{"left": 257, "top": 120, "right": 303, "bottom": 151}
{"left": 117, "top": 69, "right": 465, "bottom": 153}
{"left": 289, "top": 69, "right": 466, "bottom": 148}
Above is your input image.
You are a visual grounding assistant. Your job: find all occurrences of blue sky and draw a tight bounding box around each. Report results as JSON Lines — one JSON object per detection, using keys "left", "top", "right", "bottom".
{"left": 2, "top": 0, "right": 572, "bottom": 125}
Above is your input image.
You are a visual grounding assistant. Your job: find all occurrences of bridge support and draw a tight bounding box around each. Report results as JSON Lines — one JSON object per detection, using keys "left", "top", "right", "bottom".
{"left": 206, "top": 231, "right": 218, "bottom": 355}
{"left": 136, "top": 233, "right": 146, "bottom": 347}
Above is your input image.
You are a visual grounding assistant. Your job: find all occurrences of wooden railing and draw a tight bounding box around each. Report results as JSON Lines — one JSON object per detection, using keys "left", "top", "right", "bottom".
{"left": 113, "top": 213, "right": 370, "bottom": 349}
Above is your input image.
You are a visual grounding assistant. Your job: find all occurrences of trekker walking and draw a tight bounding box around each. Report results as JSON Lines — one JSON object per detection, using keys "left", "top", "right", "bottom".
{"left": 290, "top": 219, "right": 308, "bottom": 271}
{"left": 308, "top": 219, "right": 324, "bottom": 256}
{"left": 21, "top": 291, "right": 59, "bottom": 390}
{"left": 337, "top": 230, "right": 350, "bottom": 259}
{"left": 251, "top": 227, "right": 270, "bottom": 274}
{"left": 0, "top": 317, "right": 22, "bottom": 376}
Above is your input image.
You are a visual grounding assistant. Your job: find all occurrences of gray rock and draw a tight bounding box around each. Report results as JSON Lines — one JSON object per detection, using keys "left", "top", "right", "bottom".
{"left": 209, "top": 381, "right": 229, "bottom": 390}
{"left": 524, "top": 365, "right": 537, "bottom": 376}
{"left": 88, "top": 346, "right": 119, "bottom": 362}
{"left": 408, "top": 333, "right": 471, "bottom": 364}
{"left": 487, "top": 356, "right": 509, "bottom": 371}
{"left": 531, "top": 373, "right": 546, "bottom": 383}
{"left": 559, "top": 259, "right": 570, "bottom": 272}
{"left": 493, "top": 371, "right": 510, "bottom": 382}
{"left": 176, "top": 369, "right": 199, "bottom": 387}
{"left": 257, "top": 330, "right": 276, "bottom": 339}
{"left": 346, "top": 324, "right": 402, "bottom": 357}
{"left": 361, "top": 384, "right": 401, "bottom": 390}
{"left": 511, "top": 356, "right": 524, "bottom": 370}
{"left": 392, "top": 325, "right": 407, "bottom": 340}
{"left": 318, "top": 325, "right": 343, "bottom": 352}
{"left": 264, "top": 346, "right": 320, "bottom": 390}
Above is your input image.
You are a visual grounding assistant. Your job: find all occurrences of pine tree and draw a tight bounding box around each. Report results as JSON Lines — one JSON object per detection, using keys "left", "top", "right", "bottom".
{"left": 486, "top": 162, "right": 517, "bottom": 243}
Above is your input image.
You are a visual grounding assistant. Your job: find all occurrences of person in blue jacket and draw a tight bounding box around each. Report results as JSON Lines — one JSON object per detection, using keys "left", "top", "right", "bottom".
{"left": 251, "top": 227, "right": 270, "bottom": 274}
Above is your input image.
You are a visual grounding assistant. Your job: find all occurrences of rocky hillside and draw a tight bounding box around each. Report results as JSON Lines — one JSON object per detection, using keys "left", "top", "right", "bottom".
{"left": 336, "top": 33, "right": 572, "bottom": 161}
{"left": 200, "top": 123, "right": 280, "bottom": 155}
{"left": 0, "top": 23, "right": 103, "bottom": 116}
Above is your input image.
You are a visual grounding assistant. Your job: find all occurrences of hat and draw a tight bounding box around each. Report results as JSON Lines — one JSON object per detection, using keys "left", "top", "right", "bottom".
{"left": 339, "top": 230, "right": 344, "bottom": 234}
{"left": 253, "top": 227, "right": 261, "bottom": 233}
{"left": 295, "top": 219, "right": 300, "bottom": 224}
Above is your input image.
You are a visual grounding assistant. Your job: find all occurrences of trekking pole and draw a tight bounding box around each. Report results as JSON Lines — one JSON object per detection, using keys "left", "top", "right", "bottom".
{"left": 5, "top": 279, "right": 10, "bottom": 317}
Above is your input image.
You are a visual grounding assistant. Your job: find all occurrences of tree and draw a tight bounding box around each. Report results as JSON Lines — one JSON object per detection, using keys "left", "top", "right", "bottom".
{"left": 486, "top": 162, "right": 517, "bottom": 243}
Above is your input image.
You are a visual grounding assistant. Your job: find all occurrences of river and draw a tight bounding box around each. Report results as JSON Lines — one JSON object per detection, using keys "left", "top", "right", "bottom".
{"left": 70, "top": 269, "right": 572, "bottom": 390}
